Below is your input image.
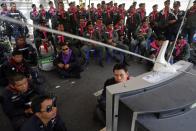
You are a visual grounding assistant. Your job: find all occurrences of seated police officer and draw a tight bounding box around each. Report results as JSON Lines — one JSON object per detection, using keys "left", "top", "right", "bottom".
{"left": 96, "top": 63, "right": 130, "bottom": 124}
{"left": 2, "top": 73, "right": 43, "bottom": 131}
{"left": 20, "top": 95, "right": 67, "bottom": 131}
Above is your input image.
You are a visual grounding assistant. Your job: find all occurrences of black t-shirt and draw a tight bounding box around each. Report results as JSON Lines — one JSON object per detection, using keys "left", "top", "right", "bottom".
{"left": 20, "top": 115, "right": 67, "bottom": 131}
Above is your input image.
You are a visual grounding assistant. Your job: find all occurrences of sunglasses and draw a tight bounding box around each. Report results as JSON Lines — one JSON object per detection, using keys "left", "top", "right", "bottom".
{"left": 62, "top": 48, "right": 68, "bottom": 51}
{"left": 41, "top": 98, "right": 57, "bottom": 113}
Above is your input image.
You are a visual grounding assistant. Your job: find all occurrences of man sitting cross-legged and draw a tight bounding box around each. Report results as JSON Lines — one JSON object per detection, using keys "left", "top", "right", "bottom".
{"left": 53, "top": 42, "right": 83, "bottom": 79}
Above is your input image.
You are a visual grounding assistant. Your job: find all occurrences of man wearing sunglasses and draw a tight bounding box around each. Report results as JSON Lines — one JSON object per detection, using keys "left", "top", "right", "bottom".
{"left": 53, "top": 42, "right": 83, "bottom": 79}
{"left": 21, "top": 95, "right": 67, "bottom": 131}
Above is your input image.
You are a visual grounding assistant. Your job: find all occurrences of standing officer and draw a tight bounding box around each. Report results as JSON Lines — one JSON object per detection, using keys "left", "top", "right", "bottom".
{"left": 7, "top": 2, "right": 29, "bottom": 38}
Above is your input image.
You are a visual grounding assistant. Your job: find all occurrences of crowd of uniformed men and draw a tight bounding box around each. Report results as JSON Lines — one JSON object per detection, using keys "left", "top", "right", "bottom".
{"left": 0, "top": 0, "right": 195, "bottom": 131}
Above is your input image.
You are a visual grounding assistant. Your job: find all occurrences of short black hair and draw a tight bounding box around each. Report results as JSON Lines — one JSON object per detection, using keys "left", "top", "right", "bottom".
{"left": 1, "top": 3, "right": 6, "bottom": 7}
{"left": 31, "top": 4, "right": 36, "bottom": 8}
{"left": 69, "top": 2, "right": 73, "bottom": 6}
{"left": 86, "top": 21, "right": 93, "bottom": 27}
{"left": 8, "top": 73, "right": 26, "bottom": 85}
{"left": 12, "top": 50, "right": 23, "bottom": 56}
{"left": 164, "top": 0, "right": 170, "bottom": 4}
{"left": 174, "top": 1, "right": 181, "bottom": 6}
{"left": 58, "top": 2, "right": 64, "bottom": 5}
{"left": 48, "top": 1, "right": 53, "bottom": 5}
{"left": 15, "top": 34, "right": 25, "bottom": 41}
{"left": 132, "top": 2, "right": 137, "bottom": 5}
{"left": 31, "top": 95, "right": 52, "bottom": 113}
{"left": 153, "top": 4, "right": 158, "bottom": 8}
{"left": 113, "top": 63, "right": 128, "bottom": 73}
{"left": 139, "top": 3, "right": 145, "bottom": 7}
{"left": 101, "top": 1, "right": 106, "bottom": 5}
{"left": 39, "top": 4, "right": 43, "bottom": 8}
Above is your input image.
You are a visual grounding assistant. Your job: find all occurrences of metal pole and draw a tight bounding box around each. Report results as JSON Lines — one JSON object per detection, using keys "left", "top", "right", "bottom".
{"left": 167, "top": 0, "right": 192, "bottom": 63}
{"left": 54, "top": 0, "right": 58, "bottom": 9}
{"left": 88, "top": 0, "right": 91, "bottom": 21}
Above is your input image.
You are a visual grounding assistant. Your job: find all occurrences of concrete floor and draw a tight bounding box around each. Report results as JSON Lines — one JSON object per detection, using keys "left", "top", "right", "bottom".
{"left": 0, "top": 60, "right": 148, "bottom": 131}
